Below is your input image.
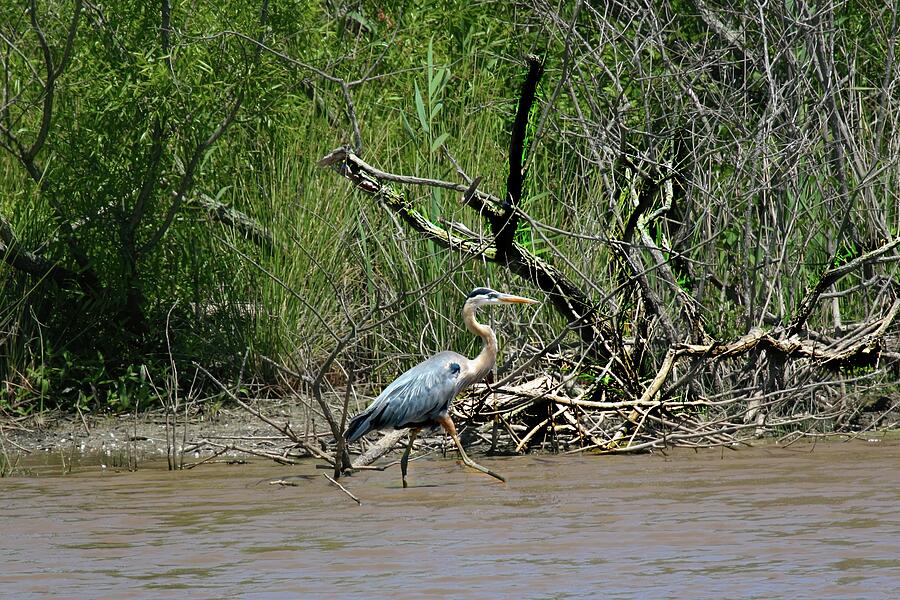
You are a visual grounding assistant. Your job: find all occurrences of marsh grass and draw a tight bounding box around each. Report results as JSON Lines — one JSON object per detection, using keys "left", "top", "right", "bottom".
{"left": 0, "top": 439, "right": 16, "bottom": 477}
{"left": 1, "top": 0, "right": 896, "bottom": 416}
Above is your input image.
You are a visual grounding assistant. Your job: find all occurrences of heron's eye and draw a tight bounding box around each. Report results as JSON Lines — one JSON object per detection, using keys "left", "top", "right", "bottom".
{"left": 488, "top": 293, "right": 498, "bottom": 299}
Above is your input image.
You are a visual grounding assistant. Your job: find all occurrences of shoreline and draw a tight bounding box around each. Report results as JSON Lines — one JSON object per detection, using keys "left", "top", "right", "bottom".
{"left": 3, "top": 401, "right": 898, "bottom": 477}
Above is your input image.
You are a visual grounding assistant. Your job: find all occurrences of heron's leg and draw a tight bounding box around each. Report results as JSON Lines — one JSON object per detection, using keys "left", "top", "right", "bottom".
{"left": 437, "top": 415, "right": 506, "bottom": 483}
{"left": 400, "top": 429, "right": 418, "bottom": 488}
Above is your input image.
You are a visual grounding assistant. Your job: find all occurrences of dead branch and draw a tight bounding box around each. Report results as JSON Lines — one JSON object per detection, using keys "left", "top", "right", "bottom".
{"left": 351, "top": 429, "right": 406, "bottom": 468}
{"left": 191, "top": 191, "right": 278, "bottom": 253}
{"left": 789, "top": 237, "right": 900, "bottom": 335}
{"left": 496, "top": 55, "right": 544, "bottom": 258}
{"left": 318, "top": 145, "right": 626, "bottom": 370}
{"left": 0, "top": 211, "right": 78, "bottom": 284}
{"left": 323, "top": 472, "right": 362, "bottom": 505}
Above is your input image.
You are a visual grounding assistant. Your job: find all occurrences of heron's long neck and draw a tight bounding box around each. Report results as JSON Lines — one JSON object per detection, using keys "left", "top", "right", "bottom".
{"left": 463, "top": 302, "right": 497, "bottom": 384}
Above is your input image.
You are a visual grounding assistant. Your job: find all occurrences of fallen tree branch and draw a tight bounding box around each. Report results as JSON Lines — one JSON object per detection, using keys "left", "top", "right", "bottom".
{"left": 192, "top": 191, "right": 278, "bottom": 253}
{"left": 789, "top": 236, "right": 900, "bottom": 335}
{"left": 0, "top": 213, "right": 79, "bottom": 285}
{"left": 318, "top": 145, "right": 625, "bottom": 369}
{"left": 351, "top": 429, "right": 406, "bottom": 467}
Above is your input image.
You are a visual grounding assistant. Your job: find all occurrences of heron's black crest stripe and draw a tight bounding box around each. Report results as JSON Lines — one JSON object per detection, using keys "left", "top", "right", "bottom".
{"left": 467, "top": 287, "right": 496, "bottom": 299}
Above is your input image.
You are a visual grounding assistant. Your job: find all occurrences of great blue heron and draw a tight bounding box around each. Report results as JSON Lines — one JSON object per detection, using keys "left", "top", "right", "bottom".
{"left": 344, "top": 287, "right": 539, "bottom": 487}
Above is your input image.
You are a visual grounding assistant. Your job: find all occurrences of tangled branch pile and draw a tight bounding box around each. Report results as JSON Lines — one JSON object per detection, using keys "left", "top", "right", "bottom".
{"left": 455, "top": 307, "right": 899, "bottom": 454}
{"left": 315, "top": 1, "right": 900, "bottom": 459}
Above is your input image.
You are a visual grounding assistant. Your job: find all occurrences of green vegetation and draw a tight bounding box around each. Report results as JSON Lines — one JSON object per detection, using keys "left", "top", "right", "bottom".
{"left": 0, "top": 0, "right": 535, "bottom": 410}
{"left": 1, "top": 0, "right": 897, "bottom": 429}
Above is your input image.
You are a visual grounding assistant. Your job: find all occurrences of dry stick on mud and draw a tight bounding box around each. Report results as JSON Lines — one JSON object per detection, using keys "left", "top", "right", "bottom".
{"left": 201, "top": 441, "right": 302, "bottom": 465}
{"left": 193, "top": 363, "right": 335, "bottom": 465}
{"left": 183, "top": 447, "right": 230, "bottom": 470}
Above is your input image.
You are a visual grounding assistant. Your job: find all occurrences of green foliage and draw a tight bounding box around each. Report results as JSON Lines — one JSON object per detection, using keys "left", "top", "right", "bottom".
{"left": 1, "top": 0, "right": 896, "bottom": 414}
{"left": 0, "top": 0, "right": 529, "bottom": 410}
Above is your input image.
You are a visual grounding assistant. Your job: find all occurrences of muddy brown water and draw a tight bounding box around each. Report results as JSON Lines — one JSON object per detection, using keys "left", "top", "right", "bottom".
{"left": 2, "top": 440, "right": 899, "bottom": 599}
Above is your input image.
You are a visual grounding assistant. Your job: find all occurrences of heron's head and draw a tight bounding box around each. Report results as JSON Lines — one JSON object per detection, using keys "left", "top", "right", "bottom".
{"left": 465, "top": 287, "right": 539, "bottom": 308}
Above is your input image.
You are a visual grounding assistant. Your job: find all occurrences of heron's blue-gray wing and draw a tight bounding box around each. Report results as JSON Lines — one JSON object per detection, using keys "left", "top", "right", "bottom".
{"left": 346, "top": 352, "right": 463, "bottom": 440}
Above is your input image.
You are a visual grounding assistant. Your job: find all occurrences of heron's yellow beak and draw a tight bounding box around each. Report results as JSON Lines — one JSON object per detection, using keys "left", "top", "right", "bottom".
{"left": 498, "top": 293, "right": 539, "bottom": 305}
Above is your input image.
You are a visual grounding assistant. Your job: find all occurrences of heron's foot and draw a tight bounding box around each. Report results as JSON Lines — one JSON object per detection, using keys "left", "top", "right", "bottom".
{"left": 401, "top": 460, "right": 410, "bottom": 488}
{"left": 460, "top": 455, "right": 506, "bottom": 483}
{"left": 400, "top": 429, "right": 417, "bottom": 489}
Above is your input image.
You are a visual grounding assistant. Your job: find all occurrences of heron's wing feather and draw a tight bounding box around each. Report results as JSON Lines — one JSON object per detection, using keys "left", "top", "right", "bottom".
{"left": 346, "top": 352, "right": 464, "bottom": 440}
{"left": 370, "top": 352, "right": 463, "bottom": 428}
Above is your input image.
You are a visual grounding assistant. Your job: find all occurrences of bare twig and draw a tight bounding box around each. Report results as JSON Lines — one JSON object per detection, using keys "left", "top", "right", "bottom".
{"left": 323, "top": 472, "right": 362, "bottom": 505}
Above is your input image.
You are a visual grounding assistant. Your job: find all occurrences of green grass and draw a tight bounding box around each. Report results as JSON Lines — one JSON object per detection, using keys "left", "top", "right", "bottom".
{"left": 1, "top": 0, "right": 897, "bottom": 412}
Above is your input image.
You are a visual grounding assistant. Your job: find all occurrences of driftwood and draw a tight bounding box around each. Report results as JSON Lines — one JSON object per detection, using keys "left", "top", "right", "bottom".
{"left": 451, "top": 297, "right": 900, "bottom": 453}
{"left": 323, "top": 473, "right": 362, "bottom": 505}
{"left": 351, "top": 429, "right": 406, "bottom": 468}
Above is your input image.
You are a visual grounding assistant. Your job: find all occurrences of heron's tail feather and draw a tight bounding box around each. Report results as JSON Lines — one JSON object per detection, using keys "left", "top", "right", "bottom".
{"left": 344, "top": 401, "right": 389, "bottom": 443}
{"left": 344, "top": 408, "right": 374, "bottom": 443}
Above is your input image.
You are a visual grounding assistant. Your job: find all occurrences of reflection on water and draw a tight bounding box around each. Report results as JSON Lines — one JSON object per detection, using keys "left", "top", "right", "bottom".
{"left": 2, "top": 440, "right": 899, "bottom": 599}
